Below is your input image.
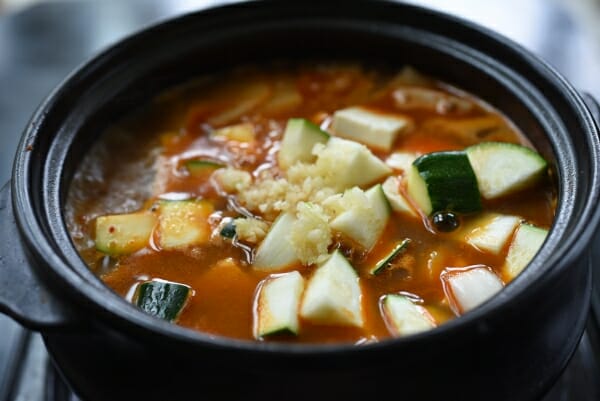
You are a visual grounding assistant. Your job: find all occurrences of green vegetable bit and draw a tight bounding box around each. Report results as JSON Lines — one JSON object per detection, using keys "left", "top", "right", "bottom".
{"left": 220, "top": 220, "right": 237, "bottom": 239}
{"left": 370, "top": 238, "right": 411, "bottom": 275}
{"left": 135, "top": 280, "right": 191, "bottom": 322}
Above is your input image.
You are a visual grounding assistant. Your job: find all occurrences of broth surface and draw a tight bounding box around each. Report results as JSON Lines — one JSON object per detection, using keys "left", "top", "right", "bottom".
{"left": 66, "top": 63, "right": 555, "bottom": 343}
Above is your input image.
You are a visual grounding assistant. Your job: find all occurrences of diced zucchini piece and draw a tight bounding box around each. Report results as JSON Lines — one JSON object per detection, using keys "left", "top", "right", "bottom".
{"left": 253, "top": 213, "right": 300, "bottom": 271}
{"left": 504, "top": 223, "right": 548, "bottom": 279}
{"left": 329, "top": 184, "right": 391, "bottom": 250}
{"left": 466, "top": 142, "right": 548, "bottom": 199}
{"left": 219, "top": 218, "right": 236, "bottom": 239}
{"left": 318, "top": 137, "right": 392, "bottom": 189}
{"left": 278, "top": 118, "right": 330, "bottom": 169}
{"left": 95, "top": 211, "right": 157, "bottom": 255}
{"left": 186, "top": 159, "right": 225, "bottom": 177}
{"left": 441, "top": 266, "right": 504, "bottom": 315}
{"left": 385, "top": 151, "right": 417, "bottom": 173}
{"left": 407, "top": 151, "right": 481, "bottom": 215}
{"left": 380, "top": 294, "right": 436, "bottom": 336}
{"left": 157, "top": 200, "right": 214, "bottom": 250}
{"left": 135, "top": 280, "right": 191, "bottom": 322}
{"left": 254, "top": 271, "right": 305, "bottom": 338}
{"left": 332, "top": 107, "right": 412, "bottom": 151}
{"left": 370, "top": 238, "right": 411, "bottom": 275}
{"left": 212, "top": 122, "right": 255, "bottom": 142}
{"left": 300, "top": 250, "right": 363, "bottom": 327}
{"left": 463, "top": 213, "right": 521, "bottom": 255}
{"left": 382, "top": 176, "right": 417, "bottom": 217}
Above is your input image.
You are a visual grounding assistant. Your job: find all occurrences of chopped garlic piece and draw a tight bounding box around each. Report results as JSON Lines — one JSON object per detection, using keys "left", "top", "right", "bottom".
{"left": 234, "top": 217, "right": 269, "bottom": 244}
{"left": 289, "top": 203, "right": 332, "bottom": 265}
{"left": 213, "top": 167, "right": 252, "bottom": 192}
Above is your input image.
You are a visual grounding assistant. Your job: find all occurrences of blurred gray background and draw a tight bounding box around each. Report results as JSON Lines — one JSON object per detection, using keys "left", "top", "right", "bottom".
{"left": 0, "top": 1, "right": 599, "bottom": 400}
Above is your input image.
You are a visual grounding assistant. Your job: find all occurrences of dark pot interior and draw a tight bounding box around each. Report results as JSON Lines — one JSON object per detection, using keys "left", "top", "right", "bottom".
{"left": 2, "top": 1, "right": 599, "bottom": 400}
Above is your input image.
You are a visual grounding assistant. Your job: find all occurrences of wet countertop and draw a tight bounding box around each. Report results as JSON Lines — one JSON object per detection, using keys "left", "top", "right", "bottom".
{"left": 0, "top": 1, "right": 599, "bottom": 400}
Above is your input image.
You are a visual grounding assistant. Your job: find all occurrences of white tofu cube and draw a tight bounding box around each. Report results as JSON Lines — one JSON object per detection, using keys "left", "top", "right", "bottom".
{"left": 332, "top": 107, "right": 412, "bottom": 151}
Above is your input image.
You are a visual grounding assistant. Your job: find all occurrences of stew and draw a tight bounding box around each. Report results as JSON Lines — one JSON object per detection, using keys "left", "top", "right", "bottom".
{"left": 66, "top": 63, "right": 555, "bottom": 343}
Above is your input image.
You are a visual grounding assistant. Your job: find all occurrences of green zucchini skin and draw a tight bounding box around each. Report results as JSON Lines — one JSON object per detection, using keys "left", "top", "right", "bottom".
{"left": 135, "top": 280, "right": 191, "bottom": 322}
{"left": 186, "top": 160, "right": 225, "bottom": 176}
{"left": 412, "top": 151, "right": 482, "bottom": 214}
{"left": 370, "top": 238, "right": 411, "bottom": 275}
{"left": 220, "top": 219, "right": 237, "bottom": 238}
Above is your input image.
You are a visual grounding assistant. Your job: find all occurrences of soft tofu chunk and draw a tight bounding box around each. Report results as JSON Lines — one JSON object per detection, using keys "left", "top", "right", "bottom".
{"left": 441, "top": 266, "right": 504, "bottom": 315}
{"left": 385, "top": 151, "right": 418, "bottom": 173}
{"left": 300, "top": 250, "right": 363, "bottom": 327}
{"left": 332, "top": 107, "right": 412, "bottom": 151}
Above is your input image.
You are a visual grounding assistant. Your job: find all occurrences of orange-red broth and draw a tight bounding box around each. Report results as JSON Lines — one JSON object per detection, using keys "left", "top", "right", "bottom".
{"left": 66, "top": 64, "right": 555, "bottom": 344}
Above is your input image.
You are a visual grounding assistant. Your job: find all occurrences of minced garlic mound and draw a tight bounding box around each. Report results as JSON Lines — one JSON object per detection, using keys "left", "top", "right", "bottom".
{"left": 223, "top": 142, "right": 357, "bottom": 220}
{"left": 213, "top": 140, "right": 389, "bottom": 265}
{"left": 289, "top": 203, "right": 332, "bottom": 265}
{"left": 213, "top": 168, "right": 252, "bottom": 193}
{"left": 234, "top": 217, "right": 269, "bottom": 244}
{"left": 322, "top": 187, "right": 372, "bottom": 218}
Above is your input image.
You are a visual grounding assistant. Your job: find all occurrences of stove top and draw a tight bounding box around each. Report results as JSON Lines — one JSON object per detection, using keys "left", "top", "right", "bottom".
{"left": 0, "top": 1, "right": 599, "bottom": 400}
{"left": 2, "top": 318, "right": 599, "bottom": 400}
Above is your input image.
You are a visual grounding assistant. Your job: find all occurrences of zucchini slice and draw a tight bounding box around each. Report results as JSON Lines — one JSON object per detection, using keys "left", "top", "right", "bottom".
{"left": 135, "top": 280, "right": 191, "bottom": 322}
{"left": 370, "top": 238, "right": 411, "bottom": 275}
{"left": 300, "top": 250, "right": 364, "bottom": 328}
{"left": 504, "top": 223, "right": 548, "bottom": 279}
{"left": 254, "top": 271, "right": 305, "bottom": 338}
{"left": 253, "top": 213, "right": 300, "bottom": 271}
{"left": 407, "top": 151, "right": 481, "bottom": 215}
{"left": 329, "top": 184, "right": 391, "bottom": 250}
{"left": 186, "top": 160, "right": 225, "bottom": 177}
{"left": 157, "top": 200, "right": 214, "bottom": 250}
{"left": 219, "top": 218, "right": 236, "bottom": 239}
{"left": 462, "top": 213, "right": 521, "bottom": 255}
{"left": 441, "top": 266, "right": 504, "bottom": 315}
{"left": 278, "top": 118, "right": 330, "bottom": 169}
{"left": 380, "top": 294, "right": 436, "bottom": 336}
{"left": 382, "top": 176, "right": 417, "bottom": 217}
{"left": 95, "top": 211, "right": 157, "bottom": 255}
{"left": 465, "top": 142, "right": 548, "bottom": 199}
{"left": 212, "top": 122, "right": 255, "bottom": 142}
{"left": 332, "top": 107, "right": 412, "bottom": 151}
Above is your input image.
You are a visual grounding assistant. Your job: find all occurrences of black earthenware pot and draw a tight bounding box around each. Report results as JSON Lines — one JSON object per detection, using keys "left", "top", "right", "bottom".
{"left": 1, "top": 1, "right": 599, "bottom": 400}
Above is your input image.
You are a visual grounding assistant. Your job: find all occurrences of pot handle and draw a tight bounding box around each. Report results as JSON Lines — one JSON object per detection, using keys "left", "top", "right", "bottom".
{"left": 0, "top": 181, "right": 74, "bottom": 330}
